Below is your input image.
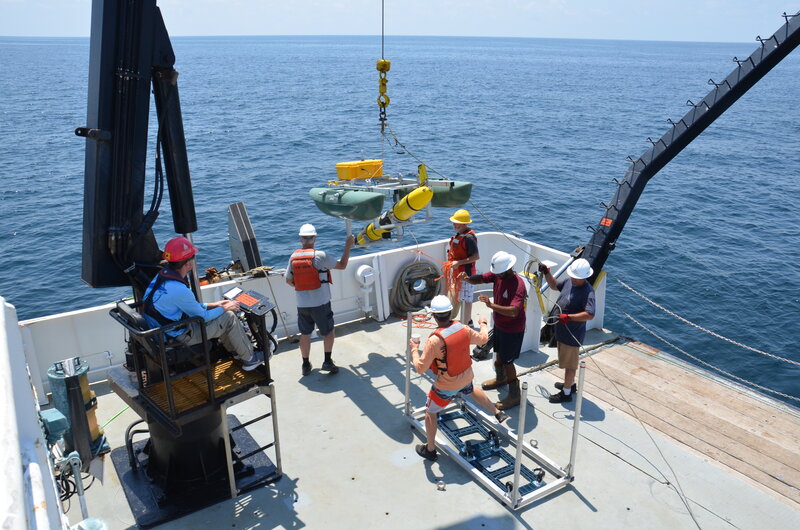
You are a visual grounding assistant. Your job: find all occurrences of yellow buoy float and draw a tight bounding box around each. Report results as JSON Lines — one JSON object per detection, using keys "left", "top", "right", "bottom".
{"left": 356, "top": 185, "right": 434, "bottom": 245}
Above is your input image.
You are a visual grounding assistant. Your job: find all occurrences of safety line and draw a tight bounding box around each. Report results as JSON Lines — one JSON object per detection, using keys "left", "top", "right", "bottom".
{"left": 615, "top": 278, "right": 799, "bottom": 367}
{"left": 384, "top": 122, "right": 544, "bottom": 263}
{"left": 562, "top": 324, "right": 701, "bottom": 528}
{"left": 609, "top": 302, "right": 800, "bottom": 403}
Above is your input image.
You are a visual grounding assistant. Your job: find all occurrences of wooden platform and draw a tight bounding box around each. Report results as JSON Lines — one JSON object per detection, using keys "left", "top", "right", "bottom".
{"left": 141, "top": 359, "right": 267, "bottom": 414}
{"left": 568, "top": 342, "right": 800, "bottom": 507}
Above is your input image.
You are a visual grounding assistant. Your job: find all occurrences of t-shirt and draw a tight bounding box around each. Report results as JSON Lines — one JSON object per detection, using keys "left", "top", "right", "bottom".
{"left": 284, "top": 249, "right": 338, "bottom": 308}
{"left": 554, "top": 278, "right": 596, "bottom": 347}
{"left": 478, "top": 272, "right": 527, "bottom": 333}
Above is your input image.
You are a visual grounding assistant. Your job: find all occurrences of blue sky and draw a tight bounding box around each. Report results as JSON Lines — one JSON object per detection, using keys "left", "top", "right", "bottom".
{"left": 0, "top": 1, "right": 797, "bottom": 42}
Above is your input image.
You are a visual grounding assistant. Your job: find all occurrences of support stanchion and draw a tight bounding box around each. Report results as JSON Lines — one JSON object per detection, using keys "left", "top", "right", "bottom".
{"left": 404, "top": 311, "right": 413, "bottom": 416}
{"left": 567, "top": 360, "right": 586, "bottom": 477}
{"left": 511, "top": 381, "right": 529, "bottom": 507}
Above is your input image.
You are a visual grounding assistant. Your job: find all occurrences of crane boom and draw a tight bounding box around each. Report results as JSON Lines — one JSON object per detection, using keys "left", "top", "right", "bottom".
{"left": 583, "top": 12, "right": 800, "bottom": 281}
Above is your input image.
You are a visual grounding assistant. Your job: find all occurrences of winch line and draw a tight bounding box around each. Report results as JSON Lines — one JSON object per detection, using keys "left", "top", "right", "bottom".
{"left": 608, "top": 302, "right": 800, "bottom": 403}
{"left": 561, "top": 321, "right": 700, "bottom": 529}
{"left": 615, "top": 278, "right": 798, "bottom": 367}
{"left": 384, "top": 122, "right": 543, "bottom": 264}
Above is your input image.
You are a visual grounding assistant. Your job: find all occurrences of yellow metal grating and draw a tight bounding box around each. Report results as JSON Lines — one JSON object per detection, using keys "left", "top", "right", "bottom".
{"left": 141, "top": 359, "right": 267, "bottom": 414}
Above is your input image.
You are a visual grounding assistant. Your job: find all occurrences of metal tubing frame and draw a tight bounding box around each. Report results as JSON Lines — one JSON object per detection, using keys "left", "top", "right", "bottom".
{"left": 403, "top": 310, "right": 418, "bottom": 417}
{"left": 402, "top": 348, "right": 580, "bottom": 509}
{"left": 567, "top": 361, "right": 587, "bottom": 477}
{"left": 510, "top": 381, "right": 528, "bottom": 506}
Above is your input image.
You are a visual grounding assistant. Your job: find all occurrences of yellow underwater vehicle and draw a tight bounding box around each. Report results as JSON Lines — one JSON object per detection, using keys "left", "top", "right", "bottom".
{"left": 309, "top": 160, "right": 473, "bottom": 246}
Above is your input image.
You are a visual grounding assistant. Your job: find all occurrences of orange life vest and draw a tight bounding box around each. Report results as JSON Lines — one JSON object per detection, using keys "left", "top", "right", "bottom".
{"left": 448, "top": 229, "right": 476, "bottom": 275}
{"left": 290, "top": 249, "right": 332, "bottom": 291}
{"left": 430, "top": 321, "right": 472, "bottom": 377}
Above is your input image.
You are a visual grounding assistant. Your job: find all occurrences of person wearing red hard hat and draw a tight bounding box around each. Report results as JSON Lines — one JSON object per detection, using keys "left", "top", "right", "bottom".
{"left": 142, "top": 236, "right": 264, "bottom": 371}
{"left": 539, "top": 258, "right": 596, "bottom": 403}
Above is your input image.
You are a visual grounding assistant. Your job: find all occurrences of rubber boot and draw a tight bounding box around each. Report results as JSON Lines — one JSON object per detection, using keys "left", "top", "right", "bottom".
{"left": 497, "top": 379, "right": 521, "bottom": 410}
{"left": 481, "top": 360, "right": 507, "bottom": 391}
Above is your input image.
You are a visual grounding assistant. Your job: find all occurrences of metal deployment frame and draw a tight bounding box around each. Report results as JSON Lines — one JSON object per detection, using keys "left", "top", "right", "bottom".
{"left": 403, "top": 311, "right": 587, "bottom": 510}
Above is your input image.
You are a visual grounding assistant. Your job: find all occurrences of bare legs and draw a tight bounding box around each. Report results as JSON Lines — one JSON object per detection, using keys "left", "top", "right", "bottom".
{"left": 299, "top": 329, "right": 335, "bottom": 360}
{"left": 564, "top": 368, "right": 576, "bottom": 388}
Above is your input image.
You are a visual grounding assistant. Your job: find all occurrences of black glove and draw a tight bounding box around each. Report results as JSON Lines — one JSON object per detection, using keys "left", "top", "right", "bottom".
{"left": 538, "top": 263, "right": 550, "bottom": 274}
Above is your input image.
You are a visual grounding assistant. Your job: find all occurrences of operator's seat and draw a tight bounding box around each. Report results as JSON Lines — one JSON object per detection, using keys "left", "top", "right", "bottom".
{"left": 110, "top": 300, "right": 267, "bottom": 434}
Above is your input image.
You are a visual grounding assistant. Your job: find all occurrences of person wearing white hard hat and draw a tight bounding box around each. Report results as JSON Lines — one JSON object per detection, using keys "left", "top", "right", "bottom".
{"left": 409, "top": 295, "right": 509, "bottom": 461}
{"left": 539, "top": 258, "right": 596, "bottom": 403}
{"left": 447, "top": 208, "right": 480, "bottom": 326}
{"left": 285, "top": 224, "right": 355, "bottom": 376}
{"left": 459, "top": 250, "right": 528, "bottom": 410}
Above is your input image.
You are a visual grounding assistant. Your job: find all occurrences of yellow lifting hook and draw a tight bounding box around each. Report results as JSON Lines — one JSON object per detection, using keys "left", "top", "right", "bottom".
{"left": 377, "top": 59, "right": 391, "bottom": 128}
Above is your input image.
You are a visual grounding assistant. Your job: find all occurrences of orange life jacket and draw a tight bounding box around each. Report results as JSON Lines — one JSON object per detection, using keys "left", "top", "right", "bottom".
{"left": 430, "top": 321, "right": 472, "bottom": 377}
{"left": 448, "top": 229, "right": 476, "bottom": 274}
{"left": 290, "top": 249, "right": 332, "bottom": 291}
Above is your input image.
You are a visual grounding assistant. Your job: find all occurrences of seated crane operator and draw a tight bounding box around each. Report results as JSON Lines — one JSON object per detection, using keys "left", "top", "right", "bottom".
{"left": 142, "top": 236, "right": 264, "bottom": 371}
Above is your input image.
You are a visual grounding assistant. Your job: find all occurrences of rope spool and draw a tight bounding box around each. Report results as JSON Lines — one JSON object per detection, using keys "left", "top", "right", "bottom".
{"left": 389, "top": 260, "right": 444, "bottom": 315}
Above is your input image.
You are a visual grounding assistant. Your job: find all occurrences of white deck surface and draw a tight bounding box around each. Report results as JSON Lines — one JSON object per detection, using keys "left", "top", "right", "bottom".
{"left": 68, "top": 303, "right": 800, "bottom": 530}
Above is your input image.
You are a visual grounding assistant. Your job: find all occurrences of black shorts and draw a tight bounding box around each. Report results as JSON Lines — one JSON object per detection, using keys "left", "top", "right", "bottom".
{"left": 297, "top": 301, "right": 335, "bottom": 336}
{"left": 493, "top": 327, "right": 524, "bottom": 364}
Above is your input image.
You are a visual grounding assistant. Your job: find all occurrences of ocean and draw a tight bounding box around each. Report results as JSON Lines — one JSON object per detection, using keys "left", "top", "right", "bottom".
{"left": 0, "top": 36, "right": 797, "bottom": 403}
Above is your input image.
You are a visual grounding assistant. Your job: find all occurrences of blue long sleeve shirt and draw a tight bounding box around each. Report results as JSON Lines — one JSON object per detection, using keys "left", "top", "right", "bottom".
{"left": 143, "top": 276, "right": 223, "bottom": 335}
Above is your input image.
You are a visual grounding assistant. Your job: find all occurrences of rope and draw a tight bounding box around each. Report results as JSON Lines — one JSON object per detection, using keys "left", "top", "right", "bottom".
{"left": 560, "top": 325, "right": 701, "bottom": 528}
{"left": 609, "top": 302, "right": 800, "bottom": 403}
{"left": 615, "top": 278, "right": 798, "bottom": 367}
{"left": 384, "top": 122, "right": 545, "bottom": 264}
{"left": 401, "top": 313, "right": 438, "bottom": 329}
{"left": 389, "top": 260, "right": 444, "bottom": 315}
{"left": 441, "top": 260, "right": 461, "bottom": 302}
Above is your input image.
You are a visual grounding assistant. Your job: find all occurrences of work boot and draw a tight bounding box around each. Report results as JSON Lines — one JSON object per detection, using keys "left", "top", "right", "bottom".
{"left": 496, "top": 379, "right": 521, "bottom": 410}
{"left": 481, "top": 362, "right": 507, "bottom": 391}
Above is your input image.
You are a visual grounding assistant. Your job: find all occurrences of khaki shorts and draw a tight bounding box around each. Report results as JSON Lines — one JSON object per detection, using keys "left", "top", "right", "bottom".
{"left": 557, "top": 342, "right": 580, "bottom": 370}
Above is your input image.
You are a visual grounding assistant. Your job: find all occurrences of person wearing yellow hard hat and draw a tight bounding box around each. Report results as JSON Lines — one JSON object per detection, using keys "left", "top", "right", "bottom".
{"left": 447, "top": 208, "right": 479, "bottom": 327}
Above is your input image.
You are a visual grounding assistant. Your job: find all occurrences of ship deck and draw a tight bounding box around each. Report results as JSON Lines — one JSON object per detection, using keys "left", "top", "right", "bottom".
{"left": 69, "top": 304, "right": 800, "bottom": 529}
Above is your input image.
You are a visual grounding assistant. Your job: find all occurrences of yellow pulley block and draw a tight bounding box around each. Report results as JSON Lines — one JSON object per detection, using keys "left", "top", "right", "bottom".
{"left": 376, "top": 59, "right": 391, "bottom": 73}
{"left": 418, "top": 163, "right": 429, "bottom": 185}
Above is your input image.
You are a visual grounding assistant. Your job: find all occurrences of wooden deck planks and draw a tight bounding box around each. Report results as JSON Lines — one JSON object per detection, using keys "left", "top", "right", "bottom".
{"left": 571, "top": 344, "right": 800, "bottom": 506}
{"left": 592, "top": 348, "right": 800, "bottom": 460}
{"left": 604, "top": 344, "right": 800, "bottom": 436}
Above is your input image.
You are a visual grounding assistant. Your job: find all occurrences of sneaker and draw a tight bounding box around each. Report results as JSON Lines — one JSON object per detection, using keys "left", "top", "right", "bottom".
{"left": 321, "top": 359, "right": 339, "bottom": 374}
{"left": 241, "top": 351, "right": 264, "bottom": 371}
{"left": 554, "top": 381, "right": 577, "bottom": 393}
{"left": 302, "top": 361, "right": 312, "bottom": 376}
{"left": 495, "top": 411, "right": 509, "bottom": 424}
{"left": 548, "top": 390, "right": 573, "bottom": 404}
{"left": 415, "top": 444, "right": 438, "bottom": 462}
